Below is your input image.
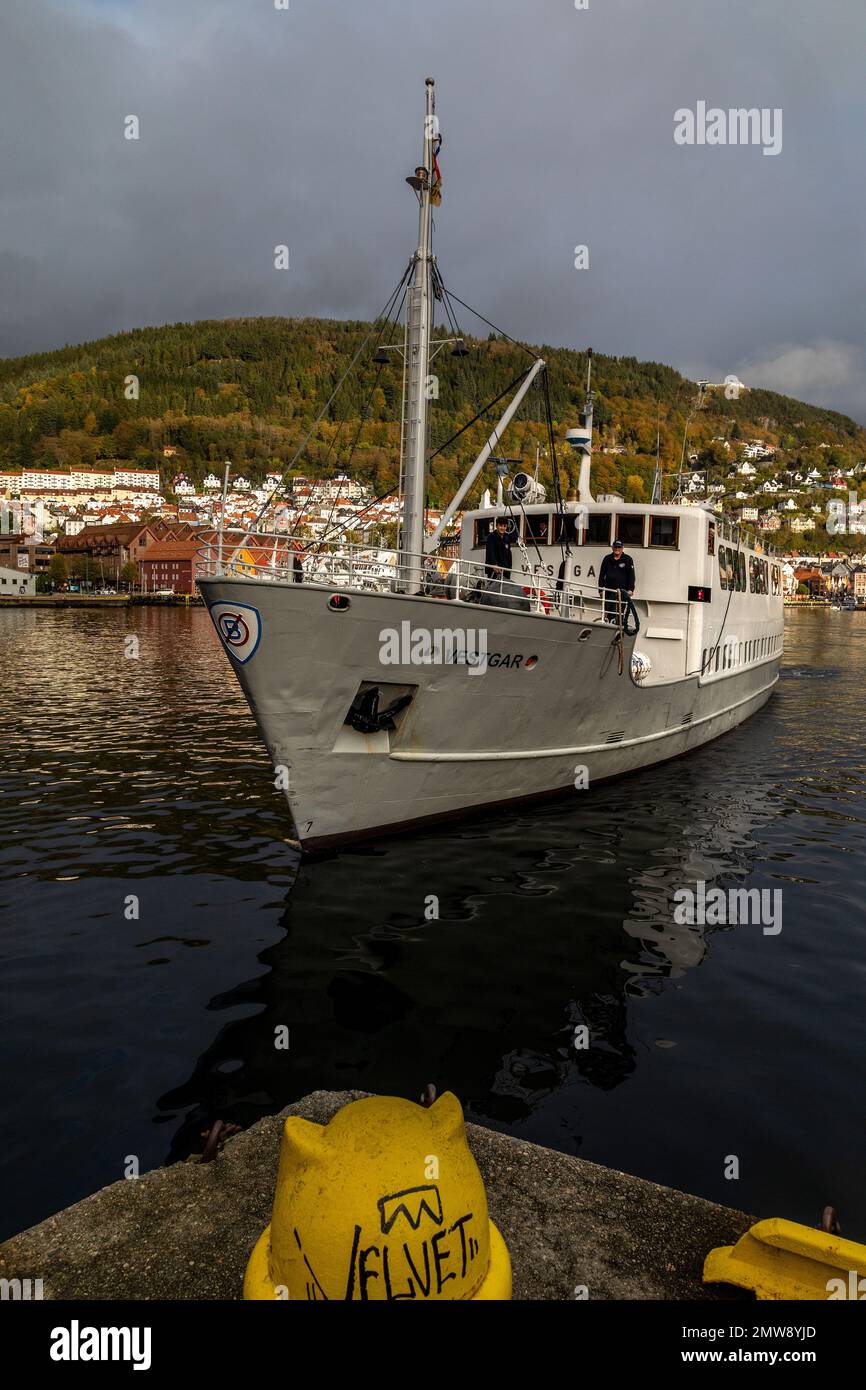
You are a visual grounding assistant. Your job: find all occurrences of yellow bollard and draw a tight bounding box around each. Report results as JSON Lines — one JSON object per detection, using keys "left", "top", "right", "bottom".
{"left": 704, "top": 1218, "right": 866, "bottom": 1300}
{"left": 244, "top": 1092, "right": 512, "bottom": 1301}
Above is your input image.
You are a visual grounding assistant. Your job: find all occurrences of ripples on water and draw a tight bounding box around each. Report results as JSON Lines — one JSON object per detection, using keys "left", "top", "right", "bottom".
{"left": 1, "top": 607, "right": 864, "bottom": 1241}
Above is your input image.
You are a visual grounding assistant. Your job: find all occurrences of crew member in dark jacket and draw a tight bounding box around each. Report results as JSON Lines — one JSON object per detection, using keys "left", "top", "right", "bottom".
{"left": 598, "top": 538, "right": 636, "bottom": 623}
{"left": 485, "top": 517, "right": 513, "bottom": 580}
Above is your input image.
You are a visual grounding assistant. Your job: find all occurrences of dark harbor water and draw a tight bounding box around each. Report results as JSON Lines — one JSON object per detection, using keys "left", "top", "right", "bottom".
{"left": 1, "top": 606, "right": 864, "bottom": 1245}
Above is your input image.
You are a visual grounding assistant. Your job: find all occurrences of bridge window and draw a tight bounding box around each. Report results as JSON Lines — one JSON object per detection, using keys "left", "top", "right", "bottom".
{"left": 649, "top": 515, "right": 679, "bottom": 548}
{"left": 554, "top": 513, "right": 581, "bottom": 544}
{"left": 719, "top": 547, "right": 728, "bottom": 591}
{"left": 473, "top": 516, "right": 520, "bottom": 548}
{"left": 524, "top": 513, "right": 551, "bottom": 543}
{"left": 586, "top": 513, "right": 612, "bottom": 545}
{"left": 616, "top": 514, "right": 646, "bottom": 547}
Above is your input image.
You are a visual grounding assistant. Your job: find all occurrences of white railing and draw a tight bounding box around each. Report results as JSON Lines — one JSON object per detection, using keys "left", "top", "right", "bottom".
{"left": 198, "top": 531, "right": 630, "bottom": 627}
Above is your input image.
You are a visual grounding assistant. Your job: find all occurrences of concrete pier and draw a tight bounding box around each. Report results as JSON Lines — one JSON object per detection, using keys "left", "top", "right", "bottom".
{"left": 0, "top": 594, "right": 130, "bottom": 608}
{"left": 0, "top": 1091, "right": 753, "bottom": 1300}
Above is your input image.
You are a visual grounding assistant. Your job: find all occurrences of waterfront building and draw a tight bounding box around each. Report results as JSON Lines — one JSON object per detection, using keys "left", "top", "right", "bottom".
{"left": 0, "top": 535, "right": 55, "bottom": 576}
{"left": 138, "top": 539, "right": 207, "bottom": 594}
{"left": 0, "top": 563, "right": 36, "bottom": 596}
{"left": 57, "top": 522, "right": 158, "bottom": 582}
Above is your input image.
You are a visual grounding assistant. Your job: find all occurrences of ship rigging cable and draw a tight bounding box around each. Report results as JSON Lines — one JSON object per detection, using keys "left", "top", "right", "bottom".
{"left": 250, "top": 261, "right": 415, "bottom": 529}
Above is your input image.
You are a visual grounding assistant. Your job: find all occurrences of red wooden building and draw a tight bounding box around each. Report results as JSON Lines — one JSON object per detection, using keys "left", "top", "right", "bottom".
{"left": 138, "top": 540, "right": 205, "bottom": 594}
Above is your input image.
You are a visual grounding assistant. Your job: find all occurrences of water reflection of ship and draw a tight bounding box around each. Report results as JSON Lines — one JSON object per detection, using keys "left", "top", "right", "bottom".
{"left": 158, "top": 771, "right": 777, "bottom": 1162}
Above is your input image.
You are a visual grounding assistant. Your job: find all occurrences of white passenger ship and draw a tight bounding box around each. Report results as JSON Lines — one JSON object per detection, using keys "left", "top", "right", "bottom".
{"left": 198, "top": 80, "right": 784, "bottom": 850}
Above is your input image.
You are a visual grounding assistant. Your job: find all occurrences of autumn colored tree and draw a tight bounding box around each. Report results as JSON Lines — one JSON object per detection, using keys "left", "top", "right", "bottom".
{"left": 48, "top": 554, "right": 68, "bottom": 587}
{"left": 0, "top": 316, "right": 861, "bottom": 541}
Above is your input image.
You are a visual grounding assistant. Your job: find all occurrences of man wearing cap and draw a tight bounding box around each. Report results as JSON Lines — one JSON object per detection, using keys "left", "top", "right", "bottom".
{"left": 484, "top": 516, "right": 513, "bottom": 581}
{"left": 598, "top": 538, "right": 636, "bottom": 624}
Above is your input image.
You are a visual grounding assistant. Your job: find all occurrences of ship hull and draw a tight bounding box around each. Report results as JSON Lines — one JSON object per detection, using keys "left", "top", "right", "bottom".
{"left": 199, "top": 576, "right": 780, "bottom": 850}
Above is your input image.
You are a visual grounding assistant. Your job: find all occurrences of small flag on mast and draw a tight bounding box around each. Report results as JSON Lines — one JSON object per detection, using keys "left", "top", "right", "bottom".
{"left": 431, "top": 135, "right": 443, "bottom": 205}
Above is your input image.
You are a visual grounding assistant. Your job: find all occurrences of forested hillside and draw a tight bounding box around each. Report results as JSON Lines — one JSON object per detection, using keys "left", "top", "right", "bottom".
{"left": 1, "top": 317, "right": 863, "bottom": 514}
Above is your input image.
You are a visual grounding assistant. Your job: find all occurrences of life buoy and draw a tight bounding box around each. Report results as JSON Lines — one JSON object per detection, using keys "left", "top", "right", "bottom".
{"left": 523, "top": 585, "right": 551, "bottom": 613}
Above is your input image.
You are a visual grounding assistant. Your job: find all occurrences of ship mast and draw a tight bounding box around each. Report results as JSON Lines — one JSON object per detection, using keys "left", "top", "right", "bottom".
{"left": 398, "top": 78, "right": 436, "bottom": 592}
{"left": 574, "top": 348, "right": 595, "bottom": 505}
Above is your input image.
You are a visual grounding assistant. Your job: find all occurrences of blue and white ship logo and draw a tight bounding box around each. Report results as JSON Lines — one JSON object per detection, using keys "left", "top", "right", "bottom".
{"left": 208, "top": 601, "right": 262, "bottom": 665}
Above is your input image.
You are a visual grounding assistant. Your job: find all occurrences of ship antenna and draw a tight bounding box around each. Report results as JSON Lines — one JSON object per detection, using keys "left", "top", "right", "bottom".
{"left": 651, "top": 404, "right": 662, "bottom": 503}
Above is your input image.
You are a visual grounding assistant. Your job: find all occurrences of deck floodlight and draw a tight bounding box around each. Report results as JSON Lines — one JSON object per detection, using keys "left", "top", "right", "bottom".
{"left": 373, "top": 347, "right": 390, "bottom": 365}
{"left": 406, "top": 166, "right": 429, "bottom": 191}
{"left": 451, "top": 338, "right": 469, "bottom": 358}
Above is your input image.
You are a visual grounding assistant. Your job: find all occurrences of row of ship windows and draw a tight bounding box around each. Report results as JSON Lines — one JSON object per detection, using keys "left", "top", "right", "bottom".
{"left": 718, "top": 547, "right": 781, "bottom": 595}
{"left": 701, "top": 632, "right": 782, "bottom": 674}
{"left": 475, "top": 513, "right": 679, "bottom": 549}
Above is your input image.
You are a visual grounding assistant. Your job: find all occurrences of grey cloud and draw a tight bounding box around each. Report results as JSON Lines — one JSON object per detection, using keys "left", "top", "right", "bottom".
{"left": 0, "top": 0, "right": 864, "bottom": 422}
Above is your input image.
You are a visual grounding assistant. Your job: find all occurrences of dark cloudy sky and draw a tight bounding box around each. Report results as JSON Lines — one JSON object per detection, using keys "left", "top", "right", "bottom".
{"left": 2, "top": 0, "right": 864, "bottom": 421}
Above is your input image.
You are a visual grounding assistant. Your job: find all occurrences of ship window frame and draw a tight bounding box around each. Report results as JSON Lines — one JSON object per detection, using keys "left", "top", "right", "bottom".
{"left": 585, "top": 513, "right": 612, "bottom": 546}
{"left": 707, "top": 521, "right": 716, "bottom": 556}
{"left": 719, "top": 546, "right": 728, "bottom": 591}
{"left": 648, "top": 515, "right": 680, "bottom": 549}
{"left": 524, "top": 512, "right": 552, "bottom": 544}
{"left": 473, "top": 516, "right": 521, "bottom": 549}
{"left": 554, "top": 513, "right": 582, "bottom": 545}
{"left": 615, "top": 514, "right": 646, "bottom": 548}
